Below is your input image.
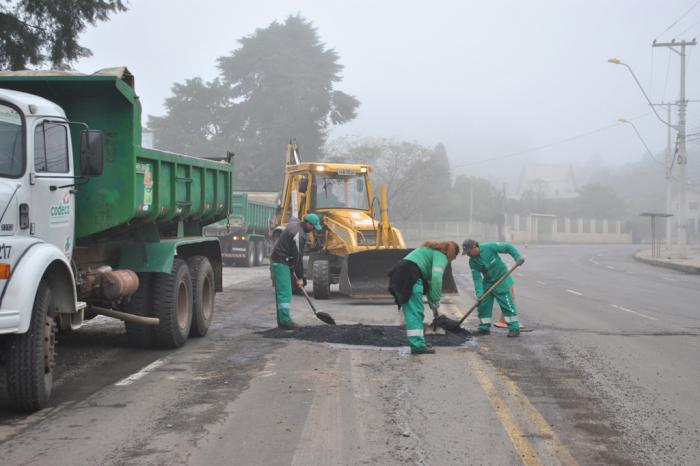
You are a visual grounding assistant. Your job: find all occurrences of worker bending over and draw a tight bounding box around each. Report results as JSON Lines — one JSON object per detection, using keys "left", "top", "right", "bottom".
{"left": 270, "top": 214, "right": 323, "bottom": 329}
{"left": 388, "top": 241, "right": 460, "bottom": 354}
{"left": 462, "top": 239, "right": 524, "bottom": 337}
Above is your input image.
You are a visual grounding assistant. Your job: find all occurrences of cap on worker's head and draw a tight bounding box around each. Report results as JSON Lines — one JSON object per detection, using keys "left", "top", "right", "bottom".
{"left": 304, "top": 213, "right": 323, "bottom": 231}
{"left": 462, "top": 239, "right": 479, "bottom": 255}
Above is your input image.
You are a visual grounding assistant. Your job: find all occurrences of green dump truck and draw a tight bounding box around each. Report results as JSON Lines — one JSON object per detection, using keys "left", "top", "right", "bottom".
{"left": 204, "top": 192, "right": 277, "bottom": 267}
{"left": 0, "top": 68, "right": 233, "bottom": 411}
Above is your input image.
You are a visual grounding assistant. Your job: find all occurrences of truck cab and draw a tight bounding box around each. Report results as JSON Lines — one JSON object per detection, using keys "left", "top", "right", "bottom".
{"left": 0, "top": 89, "right": 103, "bottom": 334}
{"left": 0, "top": 69, "right": 232, "bottom": 412}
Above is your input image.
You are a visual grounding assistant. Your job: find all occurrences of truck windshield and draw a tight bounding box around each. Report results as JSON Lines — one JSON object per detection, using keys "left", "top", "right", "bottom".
{"left": 0, "top": 103, "right": 23, "bottom": 178}
{"left": 314, "top": 173, "right": 370, "bottom": 210}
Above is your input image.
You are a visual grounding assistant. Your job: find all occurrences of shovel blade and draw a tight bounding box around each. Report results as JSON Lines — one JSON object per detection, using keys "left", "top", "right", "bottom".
{"left": 316, "top": 312, "right": 336, "bottom": 326}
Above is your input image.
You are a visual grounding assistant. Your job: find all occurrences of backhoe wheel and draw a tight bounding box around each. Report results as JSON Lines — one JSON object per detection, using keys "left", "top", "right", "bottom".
{"left": 245, "top": 243, "right": 255, "bottom": 268}
{"left": 153, "top": 258, "right": 193, "bottom": 348}
{"left": 254, "top": 240, "right": 264, "bottom": 266}
{"left": 188, "top": 256, "right": 215, "bottom": 338}
{"left": 6, "top": 280, "right": 54, "bottom": 412}
{"left": 312, "top": 260, "right": 331, "bottom": 300}
{"left": 124, "top": 273, "right": 154, "bottom": 348}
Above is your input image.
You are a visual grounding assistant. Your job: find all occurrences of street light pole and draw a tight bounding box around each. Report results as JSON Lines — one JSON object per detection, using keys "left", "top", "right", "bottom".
{"left": 619, "top": 112, "right": 675, "bottom": 249}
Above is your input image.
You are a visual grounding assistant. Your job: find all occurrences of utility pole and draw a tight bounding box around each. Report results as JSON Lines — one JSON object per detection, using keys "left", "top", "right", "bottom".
{"left": 652, "top": 39, "right": 696, "bottom": 258}
{"left": 652, "top": 102, "right": 675, "bottom": 249}
{"left": 665, "top": 103, "right": 673, "bottom": 250}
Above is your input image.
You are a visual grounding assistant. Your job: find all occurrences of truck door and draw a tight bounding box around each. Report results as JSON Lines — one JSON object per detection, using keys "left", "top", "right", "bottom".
{"left": 30, "top": 120, "right": 75, "bottom": 259}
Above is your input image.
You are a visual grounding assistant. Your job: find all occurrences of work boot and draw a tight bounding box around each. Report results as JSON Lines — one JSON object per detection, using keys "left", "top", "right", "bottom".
{"left": 410, "top": 343, "right": 435, "bottom": 355}
{"left": 507, "top": 329, "right": 520, "bottom": 338}
{"left": 277, "top": 322, "right": 299, "bottom": 330}
{"left": 470, "top": 327, "right": 491, "bottom": 336}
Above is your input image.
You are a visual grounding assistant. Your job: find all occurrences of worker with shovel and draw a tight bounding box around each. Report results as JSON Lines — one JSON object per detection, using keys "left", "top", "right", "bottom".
{"left": 463, "top": 239, "right": 524, "bottom": 337}
{"left": 388, "top": 241, "right": 460, "bottom": 354}
{"left": 270, "top": 214, "right": 323, "bottom": 329}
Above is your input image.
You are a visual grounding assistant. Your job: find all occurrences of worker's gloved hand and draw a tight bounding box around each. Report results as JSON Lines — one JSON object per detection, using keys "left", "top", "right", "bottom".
{"left": 516, "top": 257, "right": 525, "bottom": 266}
{"left": 296, "top": 278, "right": 305, "bottom": 288}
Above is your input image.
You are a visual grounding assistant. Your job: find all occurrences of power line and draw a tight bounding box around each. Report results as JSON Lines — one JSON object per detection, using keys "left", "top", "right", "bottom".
{"left": 678, "top": 16, "right": 700, "bottom": 37}
{"left": 656, "top": 0, "right": 700, "bottom": 40}
{"left": 451, "top": 112, "right": 652, "bottom": 169}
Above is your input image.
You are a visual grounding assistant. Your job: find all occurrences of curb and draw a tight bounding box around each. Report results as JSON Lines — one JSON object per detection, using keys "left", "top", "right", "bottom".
{"left": 633, "top": 251, "right": 700, "bottom": 274}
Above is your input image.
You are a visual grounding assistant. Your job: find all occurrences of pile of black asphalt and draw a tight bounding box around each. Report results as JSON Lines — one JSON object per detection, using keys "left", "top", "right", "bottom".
{"left": 260, "top": 323, "right": 471, "bottom": 347}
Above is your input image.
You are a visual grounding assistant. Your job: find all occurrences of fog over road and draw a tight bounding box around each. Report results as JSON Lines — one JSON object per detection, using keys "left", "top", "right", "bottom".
{"left": 0, "top": 245, "right": 697, "bottom": 465}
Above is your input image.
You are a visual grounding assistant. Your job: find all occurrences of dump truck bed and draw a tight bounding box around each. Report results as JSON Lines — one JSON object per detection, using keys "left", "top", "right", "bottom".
{"left": 232, "top": 192, "right": 277, "bottom": 234}
{"left": 0, "top": 69, "right": 233, "bottom": 241}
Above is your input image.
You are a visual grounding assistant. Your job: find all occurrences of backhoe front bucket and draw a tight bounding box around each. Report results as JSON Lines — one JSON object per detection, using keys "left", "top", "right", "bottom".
{"left": 338, "top": 249, "right": 459, "bottom": 297}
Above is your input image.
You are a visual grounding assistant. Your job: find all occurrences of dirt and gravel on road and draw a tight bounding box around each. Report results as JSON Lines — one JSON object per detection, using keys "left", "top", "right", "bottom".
{"left": 3, "top": 247, "right": 698, "bottom": 466}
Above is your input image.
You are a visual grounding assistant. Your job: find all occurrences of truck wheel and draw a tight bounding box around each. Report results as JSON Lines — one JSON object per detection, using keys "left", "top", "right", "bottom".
{"left": 312, "top": 260, "right": 331, "bottom": 300}
{"left": 124, "top": 273, "right": 154, "bottom": 347}
{"left": 254, "top": 240, "right": 264, "bottom": 266}
{"left": 6, "top": 280, "right": 55, "bottom": 412}
{"left": 188, "top": 256, "right": 215, "bottom": 338}
{"left": 153, "top": 258, "right": 193, "bottom": 348}
{"left": 245, "top": 243, "right": 255, "bottom": 267}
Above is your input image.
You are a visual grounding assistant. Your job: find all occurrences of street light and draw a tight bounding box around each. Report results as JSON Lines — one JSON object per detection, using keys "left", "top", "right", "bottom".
{"left": 617, "top": 118, "right": 664, "bottom": 165}
{"left": 608, "top": 58, "right": 674, "bottom": 128}
{"left": 618, "top": 117, "right": 674, "bottom": 249}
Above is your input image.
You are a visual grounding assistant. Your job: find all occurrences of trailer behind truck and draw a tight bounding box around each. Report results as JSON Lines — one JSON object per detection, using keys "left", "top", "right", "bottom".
{"left": 0, "top": 68, "right": 233, "bottom": 411}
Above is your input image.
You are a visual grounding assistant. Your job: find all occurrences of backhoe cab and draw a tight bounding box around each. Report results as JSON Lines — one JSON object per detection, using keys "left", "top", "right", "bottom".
{"left": 276, "top": 143, "right": 457, "bottom": 299}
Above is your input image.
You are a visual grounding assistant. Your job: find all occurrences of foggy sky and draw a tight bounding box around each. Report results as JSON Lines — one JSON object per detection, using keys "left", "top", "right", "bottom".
{"left": 76, "top": 0, "right": 700, "bottom": 186}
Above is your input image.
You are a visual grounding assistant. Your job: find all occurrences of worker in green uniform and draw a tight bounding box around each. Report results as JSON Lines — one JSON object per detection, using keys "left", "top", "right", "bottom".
{"left": 270, "top": 214, "right": 323, "bottom": 329}
{"left": 388, "top": 241, "right": 460, "bottom": 354}
{"left": 462, "top": 239, "right": 525, "bottom": 337}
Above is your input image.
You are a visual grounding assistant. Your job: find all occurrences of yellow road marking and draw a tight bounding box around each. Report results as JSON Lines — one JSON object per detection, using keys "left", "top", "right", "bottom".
{"left": 451, "top": 303, "right": 579, "bottom": 466}
{"left": 465, "top": 352, "right": 542, "bottom": 466}
{"left": 497, "top": 373, "right": 579, "bottom": 466}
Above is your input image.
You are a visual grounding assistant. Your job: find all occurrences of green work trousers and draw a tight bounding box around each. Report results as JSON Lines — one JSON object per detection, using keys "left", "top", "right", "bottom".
{"left": 477, "top": 286, "right": 519, "bottom": 331}
{"left": 271, "top": 262, "right": 294, "bottom": 326}
{"left": 402, "top": 279, "right": 427, "bottom": 350}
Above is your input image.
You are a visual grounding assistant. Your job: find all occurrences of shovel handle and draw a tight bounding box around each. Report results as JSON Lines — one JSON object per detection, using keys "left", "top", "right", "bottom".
{"left": 457, "top": 263, "right": 520, "bottom": 326}
{"left": 292, "top": 272, "right": 318, "bottom": 316}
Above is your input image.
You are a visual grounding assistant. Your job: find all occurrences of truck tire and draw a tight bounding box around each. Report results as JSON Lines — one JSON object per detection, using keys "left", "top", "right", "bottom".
{"left": 153, "top": 258, "right": 193, "bottom": 348}
{"left": 6, "top": 280, "right": 55, "bottom": 412}
{"left": 188, "top": 256, "right": 215, "bottom": 338}
{"left": 124, "top": 273, "right": 154, "bottom": 347}
{"left": 245, "top": 243, "right": 255, "bottom": 268}
{"left": 312, "top": 260, "right": 331, "bottom": 300}
{"left": 254, "top": 240, "right": 264, "bottom": 266}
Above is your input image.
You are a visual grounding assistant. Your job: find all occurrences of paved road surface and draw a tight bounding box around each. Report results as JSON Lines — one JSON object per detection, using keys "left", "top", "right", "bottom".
{"left": 0, "top": 245, "right": 697, "bottom": 465}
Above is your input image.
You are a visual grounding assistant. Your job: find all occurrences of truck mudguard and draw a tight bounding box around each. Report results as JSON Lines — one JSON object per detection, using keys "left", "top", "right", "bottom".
{"left": 0, "top": 239, "right": 76, "bottom": 334}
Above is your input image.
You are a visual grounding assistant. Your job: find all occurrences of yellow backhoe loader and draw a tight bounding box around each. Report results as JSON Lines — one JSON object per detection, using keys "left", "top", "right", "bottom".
{"left": 273, "top": 143, "right": 457, "bottom": 299}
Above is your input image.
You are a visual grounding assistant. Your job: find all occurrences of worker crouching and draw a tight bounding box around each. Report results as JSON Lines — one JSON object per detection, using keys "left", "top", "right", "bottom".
{"left": 388, "top": 241, "right": 460, "bottom": 354}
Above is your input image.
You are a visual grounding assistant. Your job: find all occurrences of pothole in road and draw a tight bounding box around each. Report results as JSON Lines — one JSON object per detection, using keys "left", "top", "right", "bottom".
{"left": 259, "top": 324, "right": 471, "bottom": 348}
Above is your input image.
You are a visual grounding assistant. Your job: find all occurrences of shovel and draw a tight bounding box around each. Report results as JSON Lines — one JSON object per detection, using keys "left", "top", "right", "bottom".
{"left": 433, "top": 262, "right": 521, "bottom": 332}
{"left": 293, "top": 273, "right": 336, "bottom": 325}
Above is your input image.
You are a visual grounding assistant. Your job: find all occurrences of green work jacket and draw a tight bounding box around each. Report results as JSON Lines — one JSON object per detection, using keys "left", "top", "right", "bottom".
{"left": 404, "top": 247, "right": 449, "bottom": 305}
{"left": 468, "top": 242, "right": 522, "bottom": 297}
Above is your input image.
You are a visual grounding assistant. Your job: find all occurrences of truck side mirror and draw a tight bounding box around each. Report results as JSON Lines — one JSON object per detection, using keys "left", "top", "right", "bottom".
{"left": 80, "top": 130, "right": 104, "bottom": 177}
